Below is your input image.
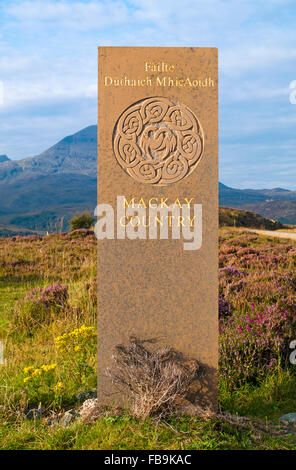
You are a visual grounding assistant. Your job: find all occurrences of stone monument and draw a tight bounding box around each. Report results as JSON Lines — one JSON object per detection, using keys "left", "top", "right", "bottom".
{"left": 97, "top": 47, "right": 218, "bottom": 408}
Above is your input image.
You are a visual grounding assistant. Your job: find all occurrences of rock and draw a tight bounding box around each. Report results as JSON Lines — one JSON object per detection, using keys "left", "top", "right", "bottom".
{"left": 79, "top": 398, "right": 99, "bottom": 423}
{"left": 46, "top": 413, "right": 60, "bottom": 428}
{"left": 79, "top": 398, "right": 98, "bottom": 414}
{"left": 45, "top": 410, "right": 79, "bottom": 428}
{"left": 61, "top": 410, "right": 78, "bottom": 428}
{"left": 76, "top": 390, "right": 97, "bottom": 403}
{"left": 25, "top": 407, "right": 46, "bottom": 420}
{"left": 280, "top": 413, "right": 296, "bottom": 424}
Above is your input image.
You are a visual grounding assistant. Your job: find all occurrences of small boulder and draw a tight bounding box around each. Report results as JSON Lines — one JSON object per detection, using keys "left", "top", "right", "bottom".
{"left": 46, "top": 412, "right": 62, "bottom": 428}
{"left": 76, "top": 390, "right": 97, "bottom": 403}
{"left": 61, "top": 410, "right": 78, "bottom": 428}
{"left": 79, "top": 398, "right": 100, "bottom": 423}
{"left": 280, "top": 413, "right": 296, "bottom": 424}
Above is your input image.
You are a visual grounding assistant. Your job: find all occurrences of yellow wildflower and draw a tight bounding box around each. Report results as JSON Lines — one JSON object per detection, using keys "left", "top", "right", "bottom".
{"left": 31, "top": 368, "right": 43, "bottom": 377}
{"left": 41, "top": 363, "right": 57, "bottom": 372}
{"left": 55, "top": 381, "right": 64, "bottom": 391}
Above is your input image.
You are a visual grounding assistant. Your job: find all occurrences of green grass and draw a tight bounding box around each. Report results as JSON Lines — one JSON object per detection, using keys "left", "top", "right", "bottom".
{"left": 219, "top": 369, "right": 296, "bottom": 421}
{"left": 0, "top": 229, "right": 296, "bottom": 450}
{"left": 1, "top": 415, "right": 295, "bottom": 450}
{"left": 0, "top": 232, "right": 97, "bottom": 413}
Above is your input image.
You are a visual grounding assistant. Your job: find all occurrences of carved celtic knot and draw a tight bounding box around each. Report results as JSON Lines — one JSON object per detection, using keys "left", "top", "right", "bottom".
{"left": 113, "top": 97, "right": 204, "bottom": 186}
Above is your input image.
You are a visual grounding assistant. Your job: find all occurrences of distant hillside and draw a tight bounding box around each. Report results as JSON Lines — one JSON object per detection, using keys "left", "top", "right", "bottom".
{"left": 219, "top": 207, "right": 283, "bottom": 230}
{"left": 242, "top": 200, "right": 296, "bottom": 225}
{"left": 245, "top": 187, "right": 296, "bottom": 200}
{"left": 0, "top": 127, "right": 97, "bottom": 231}
{"left": 219, "top": 183, "right": 296, "bottom": 225}
{"left": 0, "top": 125, "right": 295, "bottom": 232}
{"left": 0, "top": 175, "right": 96, "bottom": 231}
{"left": 219, "top": 183, "right": 267, "bottom": 206}
{"left": 219, "top": 182, "right": 296, "bottom": 206}
{"left": 0, "top": 224, "right": 46, "bottom": 238}
{"left": 0, "top": 125, "right": 96, "bottom": 184}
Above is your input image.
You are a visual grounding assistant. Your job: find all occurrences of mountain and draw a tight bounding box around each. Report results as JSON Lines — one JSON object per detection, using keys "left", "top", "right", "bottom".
{"left": 219, "top": 182, "right": 267, "bottom": 206}
{"left": 0, "top": 125, "right": 96, "bottom": 184}
{"left": 219, "top": 183, "right": 296, "bottom": 225}
{"left": 247, "top": 187, "right": 296, "bottom": 199}
{"left": 219, "top": 182, "right": 296, "bottom": 206}
{"left": 0, "top": 223, "right": 45, "bottom": 238}
{"left": 242, "top": 200, "right": 296, "bottom": 225}
{"left": 0, "top": 126, "right": 97, "bottom": 231}
{"left": 0, "top": 125, "right": 295, "bottom": 232}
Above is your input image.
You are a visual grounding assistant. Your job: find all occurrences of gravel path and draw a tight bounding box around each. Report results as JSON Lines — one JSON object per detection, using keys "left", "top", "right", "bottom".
{"left": 241, "top": 228, "right": 296, "bottom": 240}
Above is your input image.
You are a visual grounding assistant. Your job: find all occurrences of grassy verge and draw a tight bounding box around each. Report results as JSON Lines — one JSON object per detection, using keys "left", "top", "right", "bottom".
{"left": 0, "top": 228, "right": 296, "bottom": 450}
{"left": 1, "top": 414, "right": 296, "bottom": 450}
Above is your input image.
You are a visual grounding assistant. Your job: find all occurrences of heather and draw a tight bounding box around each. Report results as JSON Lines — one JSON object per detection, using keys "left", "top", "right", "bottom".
{"left": 12, "top": 282, "right": 69, "bottom": 333}
{"left": 219, "top": 229, "right": 296, "bottom": 389}
{"left": 0, "top": 227, "right": 296, "bottom": 449}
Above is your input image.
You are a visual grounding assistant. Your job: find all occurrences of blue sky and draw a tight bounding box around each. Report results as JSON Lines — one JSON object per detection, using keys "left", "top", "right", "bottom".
{"left": 0, "top": 0, "right": 295, "bottom": 189}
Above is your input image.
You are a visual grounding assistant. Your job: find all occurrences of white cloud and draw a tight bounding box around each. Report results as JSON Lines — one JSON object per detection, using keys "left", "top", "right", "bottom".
{"left": 5, "top": 0, "right": 129, "bottom": 29}
{"left": 0, "top": 0, "right": 295, "bottom": 187}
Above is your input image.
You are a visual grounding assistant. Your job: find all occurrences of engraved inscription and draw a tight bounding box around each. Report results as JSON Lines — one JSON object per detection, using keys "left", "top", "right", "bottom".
{"left": 113, "top": 97, "right": 204, "bottom": 186}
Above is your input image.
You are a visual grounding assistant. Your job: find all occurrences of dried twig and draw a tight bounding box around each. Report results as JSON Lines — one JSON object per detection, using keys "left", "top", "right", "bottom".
{"left": 106, "top": 338, "right": 201, "bottom": 419}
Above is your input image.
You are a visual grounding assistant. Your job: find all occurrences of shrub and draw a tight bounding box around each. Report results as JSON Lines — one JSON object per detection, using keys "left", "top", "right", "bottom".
{"left": 219, "top": 294, "right": 232, "bottom": 318}
{"left": 12, "top": 282, "right": 69, "bottom": 333}
{"left": 219, "top": 304, "right": 296, "bottom": 388}
{"left": 69, "top": 212, "right": 94, "bottom": 231}
{"left": 218, "top": 231, "right": 296, "bottom": 388}
{"left": 24, "top": 282, "right": 68, "bottom": 307}
{"left": 106, "top": 338, "right": 201, "bottom": 419}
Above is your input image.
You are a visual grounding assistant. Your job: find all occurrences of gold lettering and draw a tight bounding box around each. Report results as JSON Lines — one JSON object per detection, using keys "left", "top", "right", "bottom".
{"left": 166, "top": 215, "right": 173, "bottom": 227}
{"left": 130, "top": 216, "right": 140, "bottom": 227}
{"left": 145, "top": 62, "right": 175, "bottom": 73}
{"left": 104, "top": 76, "right": 112, "bottom": 86}
{"left": 178, "top": 216, "right": 185, "bottom": 227}
{"left": 148, "top": 197, "right": 158, "bottom": 208}
{"left": 156, "top": 76, "right": 166, "bottom": 86}
{"left": 124, "top": 197, "right": 135, "bottom": 208}
{"left": 174, "top": 198, "right": 182, "bottom": 208}
{"left": 184, "top": 197, "right": 194, "bottom": 207}
{"left": 160, "top": 198, "right": 169, "bottom": 208}
{"left": 189, "top": 216, "right": 196, "bottom": 227}
{"left": 119, "top": 216, "right": 128, "bottom": 227}
{"left": 138, "top": 198, "right": 147, "bottom": 208}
